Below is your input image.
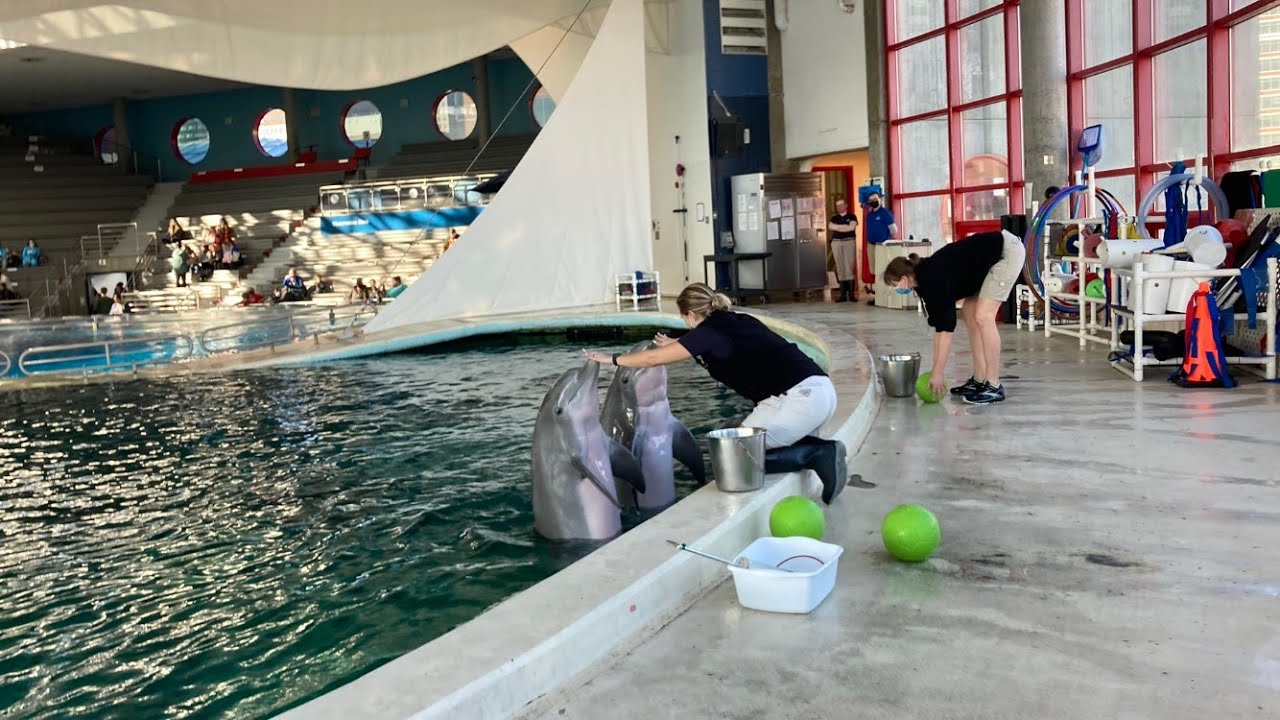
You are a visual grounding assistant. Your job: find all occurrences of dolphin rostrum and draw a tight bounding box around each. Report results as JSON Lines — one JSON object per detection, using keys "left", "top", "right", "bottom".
{"left": 532, "top": 360, "right": 645, "bottom": 540}
{"left": 601, "top": 340, "right": 707, "bottom": 509}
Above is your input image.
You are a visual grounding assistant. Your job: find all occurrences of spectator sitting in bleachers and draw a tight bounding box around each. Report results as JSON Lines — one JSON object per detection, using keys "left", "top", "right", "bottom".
{"left": 385, "top": 276, "right": 407, "bottom": 299}
{"left": 0, "top": 282, "right": 18, "bottom": 301}
{"left": 445, "top": 228, "right": 460, "bottom": 253}
{"left": 220, "top": 240, "right": 242, "bottom": 270}
{"left": 349, "top": 278, "right": 372, "bottom": 304}
{"left": 21, "top": 239, "right": 42, "bottom": 268}
{"left": 210, "top": 216, "right": 235, "bottom": 254}
{"left": 191, "top": 246, "right": 215, "bottom": 282}
{"left": 311, "top": 274, "right": 334, "bottom": 294}
{"left": 0, "top": 246, "right": 10, "bottom": 269}
{"left": 240, "top": 287, "right": 265, "bottom": 306}
{"left": 162, "top": 218, "right": 192, "bottom": 245}
{"left": 281, "top": 267, "right": 308, "bottom": 302}
{"left": 373, "top": 279, "right": 387, "bottom": 302}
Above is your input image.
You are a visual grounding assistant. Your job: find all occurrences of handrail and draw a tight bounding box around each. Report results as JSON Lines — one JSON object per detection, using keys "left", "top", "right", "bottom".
{"left": 18, "top": 333, "right": 194, "bottom": 376}
{"left": 198, "top": 304, "right": 374, "bottom": 355}
{"left": 0, "top": 298, "right": 32, "bottom": 320}
{"left": 318, "top": 172, "right": 498, "bottom": 216}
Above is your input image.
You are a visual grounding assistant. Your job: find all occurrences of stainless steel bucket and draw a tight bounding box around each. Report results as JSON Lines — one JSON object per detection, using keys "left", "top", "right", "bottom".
{"left": 707, "top": 427, "right": 767, "bottom": 493}
{"left": 877, "top": 352, "right": 921, "bottom": 398}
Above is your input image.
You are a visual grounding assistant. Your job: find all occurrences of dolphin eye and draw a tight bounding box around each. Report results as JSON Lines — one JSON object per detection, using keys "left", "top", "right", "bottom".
{"left": 622, "top": 377, "right": 629, "bottom": 384}
{"left": 555, "top": 407, "right": 563, "bottom": 415}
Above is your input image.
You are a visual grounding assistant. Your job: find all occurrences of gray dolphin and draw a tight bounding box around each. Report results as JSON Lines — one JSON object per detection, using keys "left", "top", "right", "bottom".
{"left": 601, "top": 340, "right": 707, "bottom": 509}
{"left": 531, "top": 360, "right": 645, "bottom": 541}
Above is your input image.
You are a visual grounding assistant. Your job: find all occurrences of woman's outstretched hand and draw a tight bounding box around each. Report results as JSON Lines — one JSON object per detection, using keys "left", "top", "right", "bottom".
{"left": 582, "top": 349, "right": 610, "bottom": 364}
{"left": 653, "top": 333, "right": 676, "bottom": 347}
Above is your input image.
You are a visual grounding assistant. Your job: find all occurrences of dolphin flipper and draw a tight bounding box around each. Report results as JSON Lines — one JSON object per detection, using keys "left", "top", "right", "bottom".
{"left": 608, "top": 438, "right": 646, "bottom": 495}
{"left": 569, "top": 454, "right": 624, "bottom": 510}
{"left": 671, "top": 419, "right": 707, "bottom": 484}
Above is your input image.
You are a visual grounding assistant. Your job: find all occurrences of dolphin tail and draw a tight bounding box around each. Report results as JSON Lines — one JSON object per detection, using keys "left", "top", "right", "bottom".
{"left": 671, "top": 419, "right": 707, "bottom": 484}
{"left": 607, "top": 438, "right": 646, "bottom": 495}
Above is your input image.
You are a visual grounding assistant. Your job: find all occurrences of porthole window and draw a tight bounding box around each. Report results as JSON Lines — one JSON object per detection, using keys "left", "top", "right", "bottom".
{"left": 434, "top": 90, "right": 477, "bottom": 141}
{"left": 342, "top": 99, "right": 383, "bottom": 148}
{"left": 173, "top": 117, "right": 210, "bottom": 165}
{"left": 95, "top": 126, "right": 117, "bottom": 164}
{"left": 531, "top": 85, "right": 556, "bottom": 128}
{"left": 254, "top": 108, "right": 288, "bottom": 158}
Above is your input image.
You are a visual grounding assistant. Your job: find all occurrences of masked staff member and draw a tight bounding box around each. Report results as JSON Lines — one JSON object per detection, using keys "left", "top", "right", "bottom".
{"left": 860, "top": 191, "right": 898, "bottom": 303}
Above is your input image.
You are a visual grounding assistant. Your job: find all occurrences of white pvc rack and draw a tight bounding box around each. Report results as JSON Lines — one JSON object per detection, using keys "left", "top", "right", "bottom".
{"left": 1107, "top": 257, "right": 1277, "bottom": 381}
{"left": 615, "top": 271, "right": 661, "bottom": 312}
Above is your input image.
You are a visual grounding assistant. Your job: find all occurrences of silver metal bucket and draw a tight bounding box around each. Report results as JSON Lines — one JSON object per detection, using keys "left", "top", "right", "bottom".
{"left": 707, "top": 427, "right": 767, "bottom": 493}
{"left": 877, "top": 352, "right": 921, "bottom": 398}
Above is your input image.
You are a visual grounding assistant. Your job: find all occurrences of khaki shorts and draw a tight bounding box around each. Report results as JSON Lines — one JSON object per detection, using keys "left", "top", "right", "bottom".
{"left": 978, "top": 230, "right": 1027, "bottom": 302}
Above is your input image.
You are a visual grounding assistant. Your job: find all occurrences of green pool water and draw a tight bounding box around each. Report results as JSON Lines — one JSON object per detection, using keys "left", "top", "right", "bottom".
{"left": 0, "top": 329, "right": 752, "bottom": 719}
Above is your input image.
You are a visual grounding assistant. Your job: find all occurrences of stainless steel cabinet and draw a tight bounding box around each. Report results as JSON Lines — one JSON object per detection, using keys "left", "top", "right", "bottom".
{"left": 729, "top": 172, "right": 828, "bottom": 293}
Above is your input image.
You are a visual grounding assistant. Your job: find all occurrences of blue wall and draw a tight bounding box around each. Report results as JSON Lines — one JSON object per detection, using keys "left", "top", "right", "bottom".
{"left": 5, "top": 57, "right": 541, "bottom": 181}
{"left": 701, "top": 0, "right": 773, "bottom": 270}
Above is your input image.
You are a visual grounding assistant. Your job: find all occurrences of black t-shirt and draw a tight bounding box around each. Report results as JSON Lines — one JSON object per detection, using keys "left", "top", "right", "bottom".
{"left": 830, "top": 213, "right": 857, "bottom": 240}
{"left": 677, "top": 310, "right": 826, "bottom": 403}
{"left": 915, "top": 231, "right": 1006, "bottom": 333}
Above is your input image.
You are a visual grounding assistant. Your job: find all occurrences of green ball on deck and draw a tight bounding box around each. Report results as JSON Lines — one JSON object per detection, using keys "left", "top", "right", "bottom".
{"left": 881, "top": 504, "right": 941, "bottom": 562}
{"left": 769, "top": 496, "right": 825, "bottom": 540}
{"left": 916, "top": 372, "right": 944, "bottom": 403}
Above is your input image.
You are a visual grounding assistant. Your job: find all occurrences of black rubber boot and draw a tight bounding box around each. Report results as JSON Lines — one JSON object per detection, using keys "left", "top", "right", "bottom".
{"left": 764, "top": 436, "right": 848, "bottom": 505}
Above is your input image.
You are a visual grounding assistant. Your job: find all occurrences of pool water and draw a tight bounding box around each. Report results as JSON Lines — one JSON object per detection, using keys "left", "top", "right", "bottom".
{"left": 0, "top": 329, "right": 752, "bottom": 719}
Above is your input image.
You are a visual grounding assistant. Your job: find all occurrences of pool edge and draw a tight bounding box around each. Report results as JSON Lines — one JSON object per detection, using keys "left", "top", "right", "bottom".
{"left": 273, "top": 311, "right": 880, "bottom": 720}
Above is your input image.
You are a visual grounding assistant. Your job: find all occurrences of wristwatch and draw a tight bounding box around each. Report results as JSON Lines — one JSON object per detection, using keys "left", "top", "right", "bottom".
{"left": 611, "top": 353, "right": 620, "bottom": 366}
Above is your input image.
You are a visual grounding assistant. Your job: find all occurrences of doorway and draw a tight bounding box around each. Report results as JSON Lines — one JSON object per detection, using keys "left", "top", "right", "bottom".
{"left": 813, "top": 165, "right": 853, "bottom": 300}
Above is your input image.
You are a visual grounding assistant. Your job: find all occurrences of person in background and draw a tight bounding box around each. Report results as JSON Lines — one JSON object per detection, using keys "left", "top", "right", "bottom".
{"left": 0, "top": 282, "right": 18, "bottom": 301}
{"left": 211, "top": 216, "right": 235, "bottom": 253}
{"left": 348, "top": 278, "right": 372, "bottom": 304}
{"left": 582, "top": 283, "right": 849, "bottom": 505}
{"left": 171, "top": 244, "right": 190, "bottom": 287}
{"left": 444, "top": 228, "right": 460, "bottom": 253}
{"left": 882, "top": 229, "right": 1026, "bottom": 406}
{"left": 828, "top": 198, "right": 859, "bottom": 303}
{"left": 312, "top": 274, "right": 334, "bottom": 294}
{"left": 385, "top": 276, "right": 407, "bottom": 299}
{"left": 221, "top": 239, "right": 242, "bottom": 270}
{"left": 93, "top": 287, "right": 113, "bottom": 315}
{"left": 21, "top": 239, "right": 41, "bottom": 268}
{"left": 281, "top": 267, "right": 307, "bottom": 301}
{"left": 240, "top": 287, "right": 265, "bottom": 306}
{"left": 162, "top": 218, "right": 191, "bottom": 245}
{"left": 860, "top": 192, "right": 898, "bottom": 304}
{"left": 109, "top": 288, "right": 127, "bottom": 316}
{"left": 0, "top": 245, "right": 10, "bottom": 269}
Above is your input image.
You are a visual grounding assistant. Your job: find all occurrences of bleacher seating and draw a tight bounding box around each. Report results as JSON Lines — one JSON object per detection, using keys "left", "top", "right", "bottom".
{"left": 373, "top": 134, "right": 534, "bottom": 180}
{"left": 0, "top": 138, "right": 153, "bottom": 264}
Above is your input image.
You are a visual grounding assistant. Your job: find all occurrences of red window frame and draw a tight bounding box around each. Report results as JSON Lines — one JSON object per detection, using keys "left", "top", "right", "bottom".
{"left": 886, "top": 0, "right": 1024, "bottom": 243}
{"left": 1066, "top": 0, "right": 1280, "bottom": 212}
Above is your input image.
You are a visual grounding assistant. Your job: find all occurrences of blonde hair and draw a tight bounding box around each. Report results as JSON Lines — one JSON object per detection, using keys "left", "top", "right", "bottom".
{"left": 882, "top": 253, "right": 921, "bottom": 286}
{"left": 676, "top": 282, "right": 732, "bottom": 318}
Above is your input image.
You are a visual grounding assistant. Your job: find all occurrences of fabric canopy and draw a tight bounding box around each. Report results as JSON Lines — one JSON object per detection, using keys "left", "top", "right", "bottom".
{"left": 0, "top": 0, "right": 608, "bottom": 90}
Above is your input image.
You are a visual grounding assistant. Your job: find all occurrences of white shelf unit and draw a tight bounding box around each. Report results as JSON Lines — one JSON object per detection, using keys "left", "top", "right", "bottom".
{"left": 1106, "top": 258, "right": 1277, "bottom": 381}
{"left": 615, "top": 271, "right": 661, "bottom": 312}
{"left": 1041, "top": 216, "right": 1116, "bottom": 347}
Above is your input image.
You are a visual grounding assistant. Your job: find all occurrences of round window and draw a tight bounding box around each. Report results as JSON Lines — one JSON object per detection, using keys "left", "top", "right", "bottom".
{"left": 343, "top": 99, "right": 383, "bottom": 148}
{"left": 96, "top": 126, "right": 118, "bottom": 164}
{"left": 173, "top": 117, "right": 210, "bottom": 165}
{"left": 531, "top": 86, "right": 556, "bottom": 128}
{"left": 434, "top": 90, "right": 477, "bottom": 141}
{"left": 254, "top": 108, "right": 288, "bottom": 158}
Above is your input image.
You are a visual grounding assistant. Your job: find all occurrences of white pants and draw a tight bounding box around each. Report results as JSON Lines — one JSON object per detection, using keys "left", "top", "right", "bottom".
{"left": 831, "top": 239, "right": 857, "bottom": 282}
{"left": 741, "top": 375, "right": 839, "bottom": 449}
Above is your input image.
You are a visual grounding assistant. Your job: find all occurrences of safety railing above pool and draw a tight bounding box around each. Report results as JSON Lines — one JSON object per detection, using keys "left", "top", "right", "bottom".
{"left": 18, "top": 334, "right": 195, "bottom": 377}
{"left": 198, "top": 304, "right": 378, "bottom": 356}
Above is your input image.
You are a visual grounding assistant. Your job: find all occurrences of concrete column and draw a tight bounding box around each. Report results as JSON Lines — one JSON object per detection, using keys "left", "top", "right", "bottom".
{"left": 111, "top": 97, "right": 130, "bottom": 173}
{"left": 863, "top": 0, "right": 889, "bottom": 185}
{"left": 765, "top": 0, "right": 798, "bottom": 172}
{"left": 282, "top": 87, "right": 300, "bottom": 161}
{"left": 472, "top": 55, "right": 492, "bottom": 145}
{"left": 1019, "top": 0, "right": 1069, "bottom": 211}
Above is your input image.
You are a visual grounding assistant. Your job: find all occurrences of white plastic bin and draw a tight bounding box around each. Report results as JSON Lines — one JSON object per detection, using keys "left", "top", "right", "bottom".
{"left": 1127, "top": 254, "right": 1175, "bottom": 314}
{"left": 1165, "top": 260, "right": 1214, "bottom": 313}
{"left": 727, "top": 536, "right": 844, "bottom": 614}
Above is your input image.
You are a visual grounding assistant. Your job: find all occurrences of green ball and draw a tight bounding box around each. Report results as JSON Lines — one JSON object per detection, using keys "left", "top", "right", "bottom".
{"left": 916, "top": 371, "right": 943, "bottom": 403}
{"left": 769, "top": 496, "right": 825, "bottom": 540}
{"left": 881, "top": 504, "right": 940, "bottom": 562}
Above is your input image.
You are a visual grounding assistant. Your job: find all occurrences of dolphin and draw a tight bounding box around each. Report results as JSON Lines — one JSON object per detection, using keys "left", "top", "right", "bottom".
{"left": 601, "top": 340, "right": 707, "bottom": 510}
{"left": 531, "top": 360, "right": 645, "bottom": 541}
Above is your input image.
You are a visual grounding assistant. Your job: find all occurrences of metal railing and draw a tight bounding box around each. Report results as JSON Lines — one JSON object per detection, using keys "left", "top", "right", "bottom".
{"left": 0, "top": 298, "right": 31, "bottom": 320}
{"left": 198, "top": 304, "right": 377, "bottom": 355}
{"left": 317, "top": 173, "right": 498, "bottom": 216}
{"left": 18, "top": 334, "right": 195, "bottom": 377}
{"left": 80, "top": 222, "right": 141, "bottom": 265}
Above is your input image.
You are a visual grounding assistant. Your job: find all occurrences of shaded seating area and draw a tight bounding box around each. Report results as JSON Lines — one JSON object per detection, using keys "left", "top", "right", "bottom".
{"left": 374, "top": 134, "right": 534, "bottom": 180}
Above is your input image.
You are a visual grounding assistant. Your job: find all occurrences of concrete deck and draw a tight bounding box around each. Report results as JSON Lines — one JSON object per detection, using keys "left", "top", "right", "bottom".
{"left": 525, "top": 303, "right": 1280, "bottom": 720}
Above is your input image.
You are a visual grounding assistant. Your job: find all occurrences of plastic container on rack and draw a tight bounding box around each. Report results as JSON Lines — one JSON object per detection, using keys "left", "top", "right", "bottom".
{"left": 615, "top": 271, "right": 661, "bottom": 311}
{"left": 1166, "top": 260, "right": 1215, "bottom": 313}
{"left": 1127, "top": 254, "right": 1175, "bottom": 315}
{"left": 727, "top": 536, "right": 844, "bottom": 614}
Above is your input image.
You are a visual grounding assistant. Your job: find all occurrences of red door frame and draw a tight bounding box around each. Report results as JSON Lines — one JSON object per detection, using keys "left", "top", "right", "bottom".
{"left": 812, "top": 165, "right": 861, "bottom": 296}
